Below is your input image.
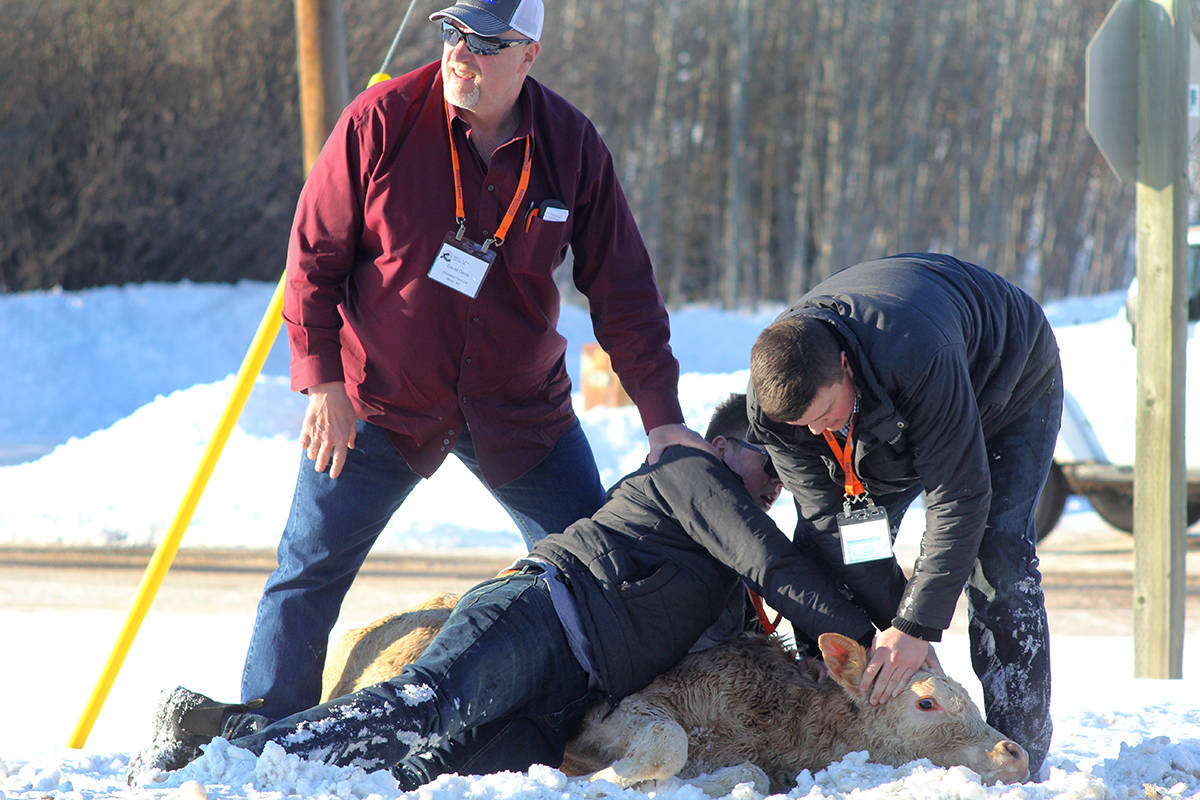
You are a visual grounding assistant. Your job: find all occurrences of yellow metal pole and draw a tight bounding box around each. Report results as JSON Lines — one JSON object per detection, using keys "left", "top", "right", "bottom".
{"left": 70, "top": 0, "right": 396, "bottom": 747}
{"left": 67, "top": 273, "right": 287, "bottom": 748}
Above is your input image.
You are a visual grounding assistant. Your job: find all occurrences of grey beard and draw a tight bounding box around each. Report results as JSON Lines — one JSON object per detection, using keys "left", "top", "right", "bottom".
{"left": 446, "top": 83, "right": 480, "bottom": 111}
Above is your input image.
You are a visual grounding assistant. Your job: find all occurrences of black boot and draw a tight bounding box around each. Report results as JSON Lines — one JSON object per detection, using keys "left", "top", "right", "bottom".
{"left": 127, "top": 687, "right": 265, "bottom": 785}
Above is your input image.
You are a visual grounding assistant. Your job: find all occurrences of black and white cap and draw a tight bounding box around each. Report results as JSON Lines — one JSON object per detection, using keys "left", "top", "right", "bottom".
{"left": 429, "top": 0, "right": 543, "bottom": 41}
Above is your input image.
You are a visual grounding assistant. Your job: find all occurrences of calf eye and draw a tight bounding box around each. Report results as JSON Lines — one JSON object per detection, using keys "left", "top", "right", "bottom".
{"left": 917, "top": 697, "right": 939, "bottom": 711}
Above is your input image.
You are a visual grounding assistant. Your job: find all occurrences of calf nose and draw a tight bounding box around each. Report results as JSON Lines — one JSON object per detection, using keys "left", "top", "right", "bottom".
{"left": 1001, "top": 741, "right": 1025, "bottom": 759}
{"left": 994, "top": 739, "right": 1029, "bottom": 781}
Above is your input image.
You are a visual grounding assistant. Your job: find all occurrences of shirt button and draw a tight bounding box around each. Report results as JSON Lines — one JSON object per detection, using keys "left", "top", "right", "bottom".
{"left": 471, "top": 316, "right": 479, "bottom": 323}
{"left": 443, "top": 438, "right": 451, "bottom": 445}
{"left": 487, "top": 184, "right": 495, "bottom": 192}
{"left": 465, "top": 357, "right": 473, "bottom": 365}
{"left": 448, "top": 428, "right": 456, "bottom": 435}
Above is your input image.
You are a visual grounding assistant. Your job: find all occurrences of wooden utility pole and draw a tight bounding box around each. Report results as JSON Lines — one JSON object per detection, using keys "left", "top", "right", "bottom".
{"left": 1131, "top": 0, "right": 1188, "bottom": 679}
{"left": 294, "top": 0, "right": 350, "bottom": 175}
{"left": 722, "top": 0, "right": 750, "bottom": 309}
{"left": 1086, "top": 0, "right": 1189, "bottom": 679}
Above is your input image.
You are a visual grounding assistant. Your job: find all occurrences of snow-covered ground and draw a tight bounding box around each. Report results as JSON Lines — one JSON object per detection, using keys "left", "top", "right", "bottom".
{"left": 1, "top": 280, "right": 1198, "bottom": 799}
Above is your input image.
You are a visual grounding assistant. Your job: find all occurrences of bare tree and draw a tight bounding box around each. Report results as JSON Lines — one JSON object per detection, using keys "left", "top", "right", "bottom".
{"left": 0, "top": 0, "right": 1143, "bottom": 303}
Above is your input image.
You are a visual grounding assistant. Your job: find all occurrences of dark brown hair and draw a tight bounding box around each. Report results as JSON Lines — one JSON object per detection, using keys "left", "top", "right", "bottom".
{"left": 749, "top": 317, "right": 844, "bottom": 422}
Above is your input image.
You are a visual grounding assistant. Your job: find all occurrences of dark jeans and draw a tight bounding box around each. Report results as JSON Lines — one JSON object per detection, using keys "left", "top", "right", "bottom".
{"left": 241, "top": 419, "right": 606, "bottom": 719}
{"left": 963, "top": 376, "right": 1062, "bottom": 777}
{"left": 903, "top": 376, "right": 1062, "bottom": 776}
{"left": 228, "top": 570, "right": 598, "bottom": 782}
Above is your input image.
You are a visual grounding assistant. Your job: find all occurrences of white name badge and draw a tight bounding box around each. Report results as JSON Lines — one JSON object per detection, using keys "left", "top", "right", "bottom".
{"left": 429, "top": 232, "right": 497, "bottom": 298}
{"left": 837, "top": 506, "right": 893, "bottom": 564}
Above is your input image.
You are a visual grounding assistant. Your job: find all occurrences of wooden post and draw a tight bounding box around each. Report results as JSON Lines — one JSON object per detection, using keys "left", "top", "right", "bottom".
{"left": 294, "top": 0, "right": 350, "bottom": 175}
{"left": 722, "top": 0, "right": 750, "bottom": 309}
{"left": 1132, "top": 0, "right": 1188, "bottom": 679}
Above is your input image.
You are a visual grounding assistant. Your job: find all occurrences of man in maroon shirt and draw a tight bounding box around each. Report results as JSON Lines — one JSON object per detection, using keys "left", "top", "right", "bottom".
{"left": 241, "top": 0, "right": 710, "bottom": 725}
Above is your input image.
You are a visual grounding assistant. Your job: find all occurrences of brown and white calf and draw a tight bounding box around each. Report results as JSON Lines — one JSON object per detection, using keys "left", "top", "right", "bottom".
{"left": 321, "top": 592, "right": 1029, "bottom": 792}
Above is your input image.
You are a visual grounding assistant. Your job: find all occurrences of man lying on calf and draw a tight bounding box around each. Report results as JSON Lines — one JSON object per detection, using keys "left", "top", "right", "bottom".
{"left": 320, "top": 601, "right": 1029, "bottom": 791}
{"left": 130, "top": 394, "right": 877, "bottom": 787}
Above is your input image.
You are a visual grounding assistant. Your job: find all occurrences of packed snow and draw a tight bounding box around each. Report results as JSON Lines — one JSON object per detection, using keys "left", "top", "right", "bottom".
{"left": 1, "top": 279, "right": 1198, "bottom": 800}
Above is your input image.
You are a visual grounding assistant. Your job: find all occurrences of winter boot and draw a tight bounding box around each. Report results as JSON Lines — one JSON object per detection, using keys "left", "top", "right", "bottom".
{"left": 127, "top": 686, "right": 265, "bottom": 785}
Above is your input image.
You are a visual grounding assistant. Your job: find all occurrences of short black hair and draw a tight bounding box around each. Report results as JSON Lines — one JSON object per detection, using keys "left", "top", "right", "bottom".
{"left": 704, "top": 393, "right": 751, "bottom": 442}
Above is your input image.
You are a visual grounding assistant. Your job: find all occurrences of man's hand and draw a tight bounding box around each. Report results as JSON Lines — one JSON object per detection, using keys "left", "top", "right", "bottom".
{"left": 647, "top": 423, "right": 717, "bottom": 463}
{"left": 860, "top": 627, "right": 930, "bottom": 705}
{"left": 301, "top": 381, "right": 357, "bottom": 479}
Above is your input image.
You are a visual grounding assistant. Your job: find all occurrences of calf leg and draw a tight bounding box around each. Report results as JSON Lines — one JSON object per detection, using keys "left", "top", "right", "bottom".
{"left": 688, "top": 763, "right": 770, "bottom": 796}
{"left": 583, "top": 713, "right": 689, "bottom": 788}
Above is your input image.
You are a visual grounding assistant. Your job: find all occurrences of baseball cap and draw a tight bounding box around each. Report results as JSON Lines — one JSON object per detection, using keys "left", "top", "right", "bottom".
{"left": 429, "top": 0, "right": 543, "bottom": 42}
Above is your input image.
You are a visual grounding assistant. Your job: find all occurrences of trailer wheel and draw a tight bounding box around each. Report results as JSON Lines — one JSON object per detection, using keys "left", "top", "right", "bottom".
{"left": 1087, "top": 490, "right": 1200, "bottom": 534}
{"left": 1034, "top": 464, "right": 1069, "bottom": 542}
{"left": 1086, "top": 490, "right": 1133, "bottom": 533}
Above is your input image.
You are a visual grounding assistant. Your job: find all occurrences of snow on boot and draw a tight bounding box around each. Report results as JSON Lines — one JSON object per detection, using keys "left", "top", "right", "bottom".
{"left": 127, "top": 686, "right": 263, "bottom": 785}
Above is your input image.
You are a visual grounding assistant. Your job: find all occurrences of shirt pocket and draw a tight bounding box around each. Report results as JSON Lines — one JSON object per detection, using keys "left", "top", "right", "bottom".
{"left": 502, "top": 200, "right": 573, "bottom": 278}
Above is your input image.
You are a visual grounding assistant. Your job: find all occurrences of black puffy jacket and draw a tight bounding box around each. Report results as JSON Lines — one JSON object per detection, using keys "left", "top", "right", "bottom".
{"left": 529, "top": 445, "right": 874, "bottom": 702}
{"left": 746, "top": 253, "right": 1060, "bottom": 640}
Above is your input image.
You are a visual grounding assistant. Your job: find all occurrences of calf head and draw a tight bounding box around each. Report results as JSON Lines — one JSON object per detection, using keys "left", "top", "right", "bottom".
{"left": 816, "top": 633, "right": 1029, "bottom": 784}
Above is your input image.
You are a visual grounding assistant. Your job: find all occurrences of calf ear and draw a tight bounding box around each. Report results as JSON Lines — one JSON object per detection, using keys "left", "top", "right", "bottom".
{"left": 818, "top": 633, "right": 868, "bottom": 695}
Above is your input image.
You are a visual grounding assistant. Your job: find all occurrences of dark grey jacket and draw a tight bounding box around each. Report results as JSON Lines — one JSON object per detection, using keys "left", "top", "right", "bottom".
{"left": 746, "top": 253, "right": 1060, "bottom": 640}
{"left": 529, "top": 445, "right": 874, "bottom": 702}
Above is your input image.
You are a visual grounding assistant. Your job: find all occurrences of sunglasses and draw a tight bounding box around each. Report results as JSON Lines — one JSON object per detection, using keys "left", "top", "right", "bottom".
{"left": 729, "top": 438, "right": 779, "bottom": 479}
{"left": 440, "top": 21, "right": 534, "bottom": 56}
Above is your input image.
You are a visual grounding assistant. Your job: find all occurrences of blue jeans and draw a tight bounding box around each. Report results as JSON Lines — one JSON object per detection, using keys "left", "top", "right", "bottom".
{"left": 229, "top": 570, "right": 599, "bottom": 780}
{"left": 241, "top": 419, "right": 606, "bottom": 719}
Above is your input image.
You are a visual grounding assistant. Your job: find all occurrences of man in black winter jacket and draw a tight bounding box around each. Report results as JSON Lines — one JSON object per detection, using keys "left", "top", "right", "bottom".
{"left": 747, "top": 253, "right": 1062, "bottom": 776}
{"left": 131, "top": 394, "right": 875, "bottom": 788}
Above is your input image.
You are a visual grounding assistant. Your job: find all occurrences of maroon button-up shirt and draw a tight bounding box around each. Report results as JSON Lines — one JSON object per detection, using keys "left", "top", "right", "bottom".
{"left": 283, "top": 61, "right": 683, "bottom": 488}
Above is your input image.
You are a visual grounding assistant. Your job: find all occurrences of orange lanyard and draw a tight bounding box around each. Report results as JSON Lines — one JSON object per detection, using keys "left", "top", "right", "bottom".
{"left": 747, "top": 588, "right": 782, "bottom": 635}
{"left": 445, "top": 104, "right": 533, "bottom": 253}
{"left": 822, "top": 420, "right": 866, "bottom": 498}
